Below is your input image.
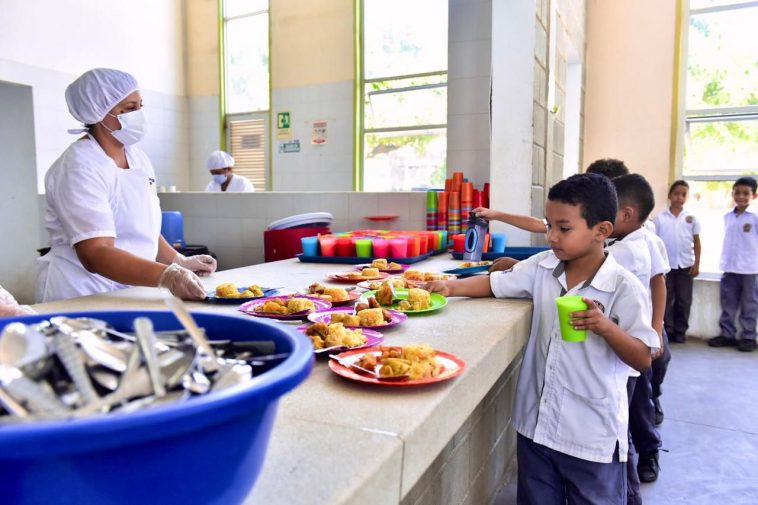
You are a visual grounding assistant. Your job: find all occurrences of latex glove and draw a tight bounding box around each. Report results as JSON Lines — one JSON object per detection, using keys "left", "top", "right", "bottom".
{"left": 173, "top": 253, "right": 217, "bottom": 277}
{"left": 158, "top": 263, "right": 207, "bottom": 300}
{"left": 0, "top": 303, "right": 35, "bottom": 317}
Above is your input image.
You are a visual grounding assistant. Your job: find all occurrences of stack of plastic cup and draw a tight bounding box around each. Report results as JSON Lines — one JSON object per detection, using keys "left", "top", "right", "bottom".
{"left": 437, "top": 192, "right": 448, "bottom": 232}
{"left": 448, "top": 192, "right": 461, "bottom": 235}
{"left": 426, "top": 191, "right": 438, "bottom": 231}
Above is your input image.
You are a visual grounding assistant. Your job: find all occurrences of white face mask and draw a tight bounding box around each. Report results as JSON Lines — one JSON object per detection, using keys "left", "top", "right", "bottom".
{"left": 212, "top": 174, "right": 228, "bottom": 185}
{"left": 103, "top": 108, "right": 146, "bottom": 145}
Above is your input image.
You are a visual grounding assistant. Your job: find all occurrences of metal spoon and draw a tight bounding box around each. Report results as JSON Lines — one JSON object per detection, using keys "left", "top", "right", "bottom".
{"left": 164, "top": 297, "right": 219, "bottom": 372}
{"left": 134, "top": 317, "right": 166, "bottom": 398}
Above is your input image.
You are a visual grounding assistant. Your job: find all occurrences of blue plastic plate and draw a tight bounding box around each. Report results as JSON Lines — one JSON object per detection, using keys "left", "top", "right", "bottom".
{"left": 205, "top": 287, "right": 279, "bottom": 304}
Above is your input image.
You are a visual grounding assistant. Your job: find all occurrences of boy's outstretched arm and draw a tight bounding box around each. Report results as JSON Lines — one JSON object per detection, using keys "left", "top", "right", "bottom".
{"left": 426, "top": 275, "right": 494, "bottom": 298}
{"left": 570, "top": 297, "right": 652, "bottom": 372}
{"left": 473, "top": 207, "right": 547, "bottom": 234}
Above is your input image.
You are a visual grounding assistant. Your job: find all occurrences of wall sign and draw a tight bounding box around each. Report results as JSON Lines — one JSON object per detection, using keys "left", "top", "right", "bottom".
{"left": 311, "top": 120, "right": 328, "bottom": 145}
{"left": 278, "top": 139, "right": 300, "bottom": 153}
{"left": 276, "top": 111, "right": 292, "bottom": 140}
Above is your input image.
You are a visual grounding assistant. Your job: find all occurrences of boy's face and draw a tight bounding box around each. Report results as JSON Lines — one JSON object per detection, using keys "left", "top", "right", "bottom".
{"left": 669, "top": 185, "right": 688, "bottom": 208}
{"left": 544, "top": 200, "right": 612, "bottom": 261}
{"left": 732, "top": 184, "right": 756, "bottom": 210}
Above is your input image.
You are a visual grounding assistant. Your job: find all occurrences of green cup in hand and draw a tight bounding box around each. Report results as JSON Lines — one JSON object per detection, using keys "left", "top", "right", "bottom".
{"left": 555, "top": 295, "right": 589, "bottom": 342}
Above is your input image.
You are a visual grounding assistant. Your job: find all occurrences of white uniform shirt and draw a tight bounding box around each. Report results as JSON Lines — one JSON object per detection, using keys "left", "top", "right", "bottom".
{"left": 36, "top": 136, "right": 162, "bottom": 302}
{"left": 490, "top": 250, "right": 659, "bottom": 463}
{"left": 204, "top": 174, "right": 255, "bottom": 192}
{"left": 653, "top": 209, "right": 701, "bottom": 269}
{"left": 720, "top": 208, "right": 758, "bottom": 274}
{"left": 641, "top": 227, "right": 670, "bottom": 277}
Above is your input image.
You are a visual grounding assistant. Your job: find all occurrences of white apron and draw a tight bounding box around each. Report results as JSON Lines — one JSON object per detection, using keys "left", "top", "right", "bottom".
{"left": 36, "top": 137, "right": 161, "bottom": 302}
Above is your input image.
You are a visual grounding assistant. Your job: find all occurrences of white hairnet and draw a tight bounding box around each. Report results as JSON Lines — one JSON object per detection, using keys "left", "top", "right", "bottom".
{"left": 65, "top": 68, "right": 139, "bottom": 125}
{"left": 206, "top": 150, "right": 235, "bottom": 170}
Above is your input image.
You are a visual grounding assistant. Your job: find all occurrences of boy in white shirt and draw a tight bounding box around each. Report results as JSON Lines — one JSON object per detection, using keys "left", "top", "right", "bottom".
{"left": 708, "top": 176, "right": 758, "bottom": 353}
{"left": 428, "top": 174, "right": 658, "bottom": 505}
{"left": 653, "top": 180, "right": 702, "bottom": 344}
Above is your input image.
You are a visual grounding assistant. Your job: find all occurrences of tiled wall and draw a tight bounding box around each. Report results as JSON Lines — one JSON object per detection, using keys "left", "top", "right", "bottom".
{"left": 187, "top": 95, "right": 221, "bottom": 191}
{"left": 448, "top": 0, "right": 492, "bottom": 188}
{"left": 401, "top": 355, "right": 522, "bottom": 505}
{"left": 0, "top": 59, "right": 192, "bottom": 193}
{"left": 157, "top": 191, "right": 427, "bottom": 270}
{"left": 271, "top": 81, "right": 355, "bottom": 191}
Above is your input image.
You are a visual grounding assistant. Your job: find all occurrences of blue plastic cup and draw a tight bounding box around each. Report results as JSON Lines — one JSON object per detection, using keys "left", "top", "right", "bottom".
{"left": 491, "top": 232, "right": 508, "bottom": 253}
{"left": 301, "top": 236, "right": 319, "bottom": 256}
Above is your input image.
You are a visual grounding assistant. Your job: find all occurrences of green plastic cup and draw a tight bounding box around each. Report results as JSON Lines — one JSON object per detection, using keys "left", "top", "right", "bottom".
{"left": 555, "top": 295, "right": 588, "bottom": 342}
{"left": 354, "top": 238, "right": 372, "bottom": 258}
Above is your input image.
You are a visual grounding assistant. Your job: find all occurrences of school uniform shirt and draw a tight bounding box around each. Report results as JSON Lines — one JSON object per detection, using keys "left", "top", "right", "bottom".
{"left": 36, "top": 135, "right": 162, "bottom": 303}
{"left": 204, "top": 174, "right": 255, "bottom": 192}
{"left": 653, "top": 209, "right": 701, "bottom": 269}
{"left": 720, "top": 208, "right": 758, "bottom": 274}
{"left": 642, "top": 227, "right": 670, "bottom": 278}
{"left": 490, "top": 250, "right": 659, "bottom": 463}
{"left": 608, "top": 228, "right": 652, "bottom": 293}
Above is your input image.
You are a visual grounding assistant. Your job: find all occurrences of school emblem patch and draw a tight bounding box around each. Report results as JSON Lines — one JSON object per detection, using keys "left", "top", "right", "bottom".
{"left": 686, "top": 215, "right": 694, "bottom": 224}
{"left": 744, "top": 223, "right": 752, "bottom": 233}
{"left": 592, "top": 299, "right": 606, "bottom": 314}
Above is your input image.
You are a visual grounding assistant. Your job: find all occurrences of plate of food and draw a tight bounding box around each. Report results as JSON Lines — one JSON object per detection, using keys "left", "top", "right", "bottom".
{"left": 301, "top": 283, "right": 361, "bottom": 306}
{"left": 443, "top": 261, "right": 494, "bottom": 276}
{"left": 327, "top": 268, "right": 390, "bottom": 283}
{"left": 239, "top": 294, "right": 331, "bottom": 320}
{"left": 360, "top": 287, "right": 447, "bottom": 314}
{"left": 402, "top": 270, "right": 455, "bottom": 282}
{"left": 307, "top": 306, "right": 408, "bottom": 329}
{"left": 354, "top": 259, "right": 409, "bottom": 274}
{"left": 328, "top": 345, "right": 466, "bottom": 386}
{"left": 205, "top": 283, "right": 279, "bottom": 304}
{"left": 356, "top": 277, "right": 421, "bottom": 291}
{"left": 297, "top": 323, "right": 383, "bottom": 354}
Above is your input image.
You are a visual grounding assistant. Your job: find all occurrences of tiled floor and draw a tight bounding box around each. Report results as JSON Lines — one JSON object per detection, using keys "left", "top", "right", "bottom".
{"left": 493, "top": 339, "right": 758, "bottom": 505}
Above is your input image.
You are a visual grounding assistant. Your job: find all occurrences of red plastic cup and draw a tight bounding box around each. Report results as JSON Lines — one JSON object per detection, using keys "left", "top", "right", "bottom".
{"left": 389, "top": 238, "right": 408, "bottom": 258}
{"left": 319, "top": 236, "right": 337, "bottom": 257}
{"left": 372, "top": 238, "right": 390, "bottom": 258}
{"left": 407, "top": 235, "right": 420, "bottom": 257}
{"left": 336, "top": 237, "right": 353, "bottom": 257}
{"left": 452, "top": 234, "right": 466, "bottom": 253}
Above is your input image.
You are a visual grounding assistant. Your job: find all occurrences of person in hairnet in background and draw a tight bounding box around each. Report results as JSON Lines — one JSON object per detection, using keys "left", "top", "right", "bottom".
{"left": 204, "top": 150, "right": 255, "bottom": 192}
{"left": 36, "top": 68, "right": 217, "bottom": 303}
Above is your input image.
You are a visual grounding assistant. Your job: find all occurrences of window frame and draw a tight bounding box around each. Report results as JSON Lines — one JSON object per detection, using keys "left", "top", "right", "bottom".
{"left": 356, "top": 0, "right": 449, "bottom": 192}
{"left": 220, "top": 0, "right": 272, "bottom": 190}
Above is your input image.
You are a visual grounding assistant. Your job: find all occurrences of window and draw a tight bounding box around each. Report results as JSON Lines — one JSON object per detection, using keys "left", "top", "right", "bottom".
{"left": 222, "top": 0, "right": 270, "bottom": 189}
{"left": 679, "top": 1, "right": 758, "bottom": 273}
{"left": 360, "top": 0, "right": 448, "bottom": 191}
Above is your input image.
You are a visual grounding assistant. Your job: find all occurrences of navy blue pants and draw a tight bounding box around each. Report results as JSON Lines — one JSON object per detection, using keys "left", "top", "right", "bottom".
{"left": 630, "top": 367, "right": 661, "bottom": 455}
{"left": 517, "top": 434, "right": 627, "bottom": 505}
{"left": 719, "top": 272, "right": 758, "bottom": 340}
{"left": 665, "top": 267, "right": 694, "bottom": 340}
{"left": 651, "top": 330, "right": 671, "bottom": 399}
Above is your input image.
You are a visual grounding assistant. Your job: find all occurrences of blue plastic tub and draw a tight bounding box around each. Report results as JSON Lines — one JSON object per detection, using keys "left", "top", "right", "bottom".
{"left": 0, "top": 310, "right": 313, "bottom": 505}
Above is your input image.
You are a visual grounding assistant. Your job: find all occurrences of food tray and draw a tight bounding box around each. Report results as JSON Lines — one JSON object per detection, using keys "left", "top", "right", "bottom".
{"left": 450, "top": 246, "right": 550, "bottom": 261}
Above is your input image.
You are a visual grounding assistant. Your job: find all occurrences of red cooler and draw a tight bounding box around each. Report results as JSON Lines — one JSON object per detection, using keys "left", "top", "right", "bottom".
{"left": 263, "top": 212, "right": 332, "bottom": 262}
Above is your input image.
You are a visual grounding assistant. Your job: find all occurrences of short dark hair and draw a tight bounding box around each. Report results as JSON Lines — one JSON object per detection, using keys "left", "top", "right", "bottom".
{"left": 585, "top": 158, "right": 630, "bottom": 179}
{"left": 734, "top": 176, "right": 757, "bottom": 194}
{"left": 668, "top": 180, "right": 689, "bottom": 196}
{"left": 548, "top": 173, "right": 618, "bottom": 227}
{"left": 613, "top": 174, "right": 655, "bottom": 223}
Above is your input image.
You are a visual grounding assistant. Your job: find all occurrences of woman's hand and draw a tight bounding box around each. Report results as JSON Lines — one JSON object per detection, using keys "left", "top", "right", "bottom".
{"left": 158, "top": 264, "right": 207, "bottom": 300}
{"left": 173, "top": 253, "right": 217, "bottom": 277}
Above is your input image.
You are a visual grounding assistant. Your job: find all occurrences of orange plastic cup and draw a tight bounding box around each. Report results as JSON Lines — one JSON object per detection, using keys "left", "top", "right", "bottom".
{"left": 406, "top": 235, "right": 421, "bottom": 257}
{"left": 452, "top": 234, "right": 466, "bottom": 253}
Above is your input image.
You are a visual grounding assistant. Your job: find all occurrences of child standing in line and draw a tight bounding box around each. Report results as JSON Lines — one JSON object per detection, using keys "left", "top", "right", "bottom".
{"left": 429, "top": 174, "right": 658, "bottom": 505}
{"left": 708, "top": 176, "right": 758, "bottom": 353}
{"left": 653, "top": 180, "right": 701, "bottom": 344}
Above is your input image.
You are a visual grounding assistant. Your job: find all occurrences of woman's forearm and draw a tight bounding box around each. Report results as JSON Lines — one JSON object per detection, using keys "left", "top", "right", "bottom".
{"left": 75, "top": 238, "right": 166, "bottom": 287}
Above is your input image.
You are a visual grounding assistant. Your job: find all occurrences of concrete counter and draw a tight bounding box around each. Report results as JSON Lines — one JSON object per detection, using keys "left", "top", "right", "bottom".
{"left": 32, "top": 254, "right": 532, "bottom": 505}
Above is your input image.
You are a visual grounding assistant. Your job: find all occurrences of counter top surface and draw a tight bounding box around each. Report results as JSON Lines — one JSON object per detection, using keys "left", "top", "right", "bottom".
{"left": 32, "top": 254, "right": 532, "bottom": 505}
